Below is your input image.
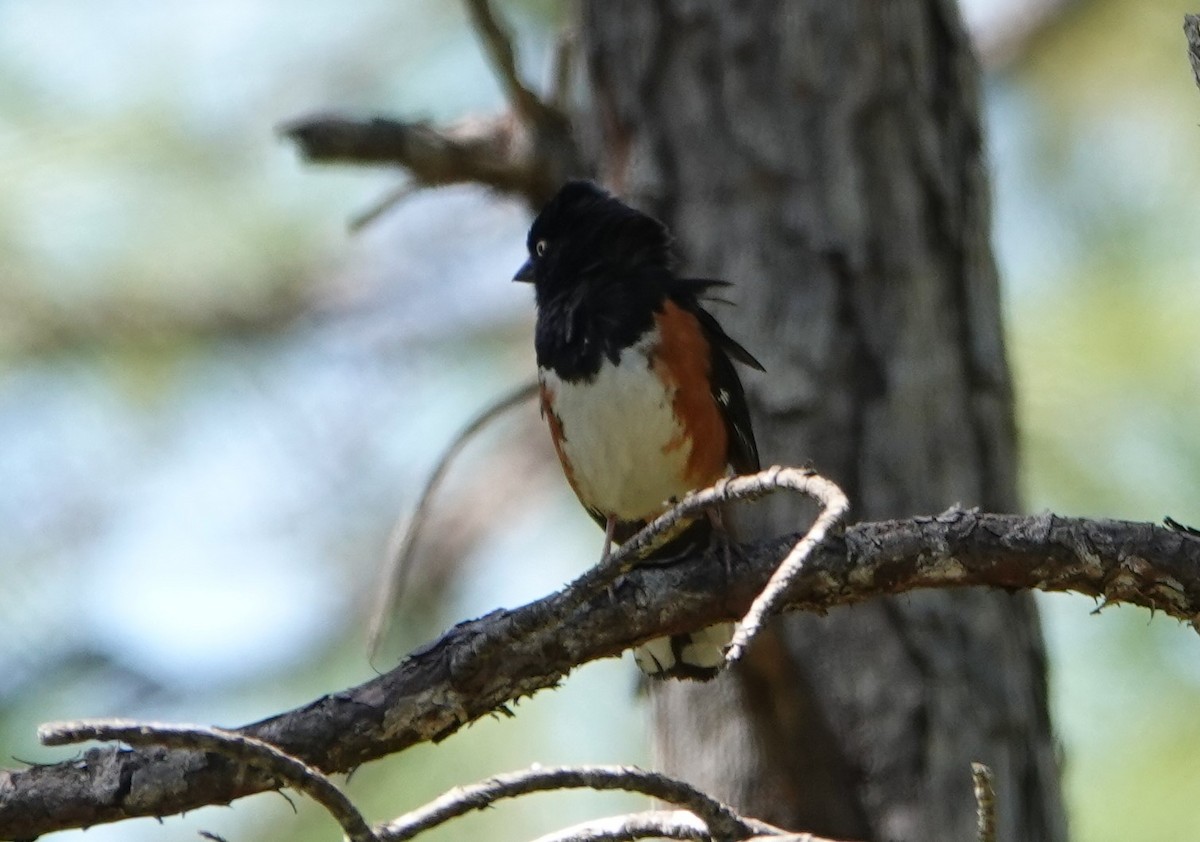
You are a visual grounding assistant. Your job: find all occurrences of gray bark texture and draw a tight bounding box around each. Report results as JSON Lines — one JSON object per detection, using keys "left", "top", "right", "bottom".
{"left": 577, "top": 2, "right": 1068, "bottom": 841}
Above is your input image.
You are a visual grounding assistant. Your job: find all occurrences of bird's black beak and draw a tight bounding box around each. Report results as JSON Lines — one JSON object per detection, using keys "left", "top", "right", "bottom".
{"left": 513, "top": 257, "right": 535, "bottom": 283}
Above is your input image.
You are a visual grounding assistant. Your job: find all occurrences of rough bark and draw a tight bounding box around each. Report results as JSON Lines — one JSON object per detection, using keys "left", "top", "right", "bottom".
{"left": 3, "top": 510, "right": 1197, "bottom": 840}
{"left": 578, "top": 2, "right": 1067, "bottom": 840}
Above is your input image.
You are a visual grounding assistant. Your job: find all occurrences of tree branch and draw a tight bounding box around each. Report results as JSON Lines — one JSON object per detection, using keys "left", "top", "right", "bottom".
{"left": 369, "top": 380, "right": 540, "bottom": 660}
{"left": 971, "top": 762, "right": 996, "bottom": 842}
{"left": 462, "top": 0, "right": 551, "bottom": 127}
{"left": 39, "top": 719, "right": 376, "bottom": 842}
{"left": 280, "top": 1, "right": 584, "bottom": 212}
{"left": 378, "top": 765, "right": 759, "bottom": 842}
{"left": 527, "top": 810, "right": 834, "bottom": 842}
{"left": 4, "top": 507, "right": 1199, "bottom": 839}
{"left": 1184, "top": 14, "right": 1200, "bottom": 93}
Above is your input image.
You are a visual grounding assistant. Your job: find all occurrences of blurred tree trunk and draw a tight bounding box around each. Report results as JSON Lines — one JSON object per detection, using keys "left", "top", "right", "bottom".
{"left": 577, "top": 2, "right": 1066, "bottom": 841}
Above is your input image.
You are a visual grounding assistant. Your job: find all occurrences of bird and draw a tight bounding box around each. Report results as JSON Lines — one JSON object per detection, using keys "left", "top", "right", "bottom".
{"left": 513, "top": 180, "right": 763, "bottom": 680}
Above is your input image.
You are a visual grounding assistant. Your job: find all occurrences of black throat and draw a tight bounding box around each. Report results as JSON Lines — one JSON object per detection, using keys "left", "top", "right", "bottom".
{"left": 534, "top": 274, "right": 664, "bottom": 382}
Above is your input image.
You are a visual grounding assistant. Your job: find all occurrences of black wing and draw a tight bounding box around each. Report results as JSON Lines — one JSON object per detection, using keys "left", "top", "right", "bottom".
{"left": 693, "top": 304, "right": 761, "bottom": 475}
{"left": 667, "top": 277, "right": 762, "bottom": 475}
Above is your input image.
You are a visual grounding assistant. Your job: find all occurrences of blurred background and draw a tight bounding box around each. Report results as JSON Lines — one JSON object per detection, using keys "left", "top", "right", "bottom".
{"left": 1, "top": 1, "right": 1198, "bottom": 840}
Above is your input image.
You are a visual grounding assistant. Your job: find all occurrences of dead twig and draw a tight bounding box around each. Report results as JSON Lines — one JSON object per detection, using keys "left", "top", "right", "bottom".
{"left": 368, "top": 380, "right": 539, "bottom": 660}
{"left": 349, "top": 182, "right": 420, "bottom": 232}
{"left": 972, "top": 762, "right": 996, "bottom": 842}
{"left": 548, "top": 28, "right": 577, "bottom": 112}
{"left": 528, "top": 809, "right": 844, "bottom": 842}
{"left": 557, "top": 466, "right": 849, "bottom": 666}
{"left": 725, "top": 469, "right": 849, "bottom": 664}
{"left": 1184, "top": 14, "right": 1200, "bottom": 93}
{"left": 280, "top": 2, "right": 583, "bottom": 214}
{"left": 463, "top": 0, "right": 551, "bottom": 125}
{"left": 529, "top": 810, "right": 710, "bottom": 842}
{"left": 377, "top": 764, "right": 757, "bottom": 842}
{"left": 39, "top": 719, "right": 378, "bottom": 842}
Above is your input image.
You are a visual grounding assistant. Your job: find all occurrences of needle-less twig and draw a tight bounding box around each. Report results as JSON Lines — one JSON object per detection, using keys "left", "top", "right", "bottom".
{"left": 463, "top": 0, "right": 550, "bottom": 126}
{"left": 557, "top": 466, "right": 849, "bottom": 666}
{"left": 529, "top": 810, "right": 709, "bottom": 842}
{"left": 368, "top": 380, "right": 540, "bottom": 661}
{"left": 548, "top": 28, "right": 577, "bottom": 112}
{"left": 972, "top": 762, "right": 996, "bottom": 842}
{"left": 1184, "top": 15, "right": 1200, "bottom": 93}
{"left": 376, "top": 765, "right": 756, "bottom": 842}
{"left": 349, "top": 182, "right": 419, "bottom": 232}
{"left": 39, "top": 719, "right": 377, "bottom": 842}
{"left": 527, "top": 810, "right": 837, "bottom": 842}
{"left": 724, "top": 469, "right": 849, "bottom": 664}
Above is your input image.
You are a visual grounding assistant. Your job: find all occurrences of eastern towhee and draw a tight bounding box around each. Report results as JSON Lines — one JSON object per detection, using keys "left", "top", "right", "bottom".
{"left": 514, "top": 180, "right": 762, "bottom": 680}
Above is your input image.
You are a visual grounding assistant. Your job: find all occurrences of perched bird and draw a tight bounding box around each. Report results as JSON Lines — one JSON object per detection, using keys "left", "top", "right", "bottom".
{"left": 514, "top": 180, "right": 763, "bottom": 680}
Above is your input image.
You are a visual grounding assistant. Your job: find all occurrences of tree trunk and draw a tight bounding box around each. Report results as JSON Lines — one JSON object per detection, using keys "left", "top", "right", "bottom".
{"left": 577, "top": 2, "right": 1067, "bottom": 841}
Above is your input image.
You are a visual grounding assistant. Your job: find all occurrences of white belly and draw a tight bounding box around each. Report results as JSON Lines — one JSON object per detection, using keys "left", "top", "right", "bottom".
{"left": 540, "top": 336, "right": 693, "bottom": 521}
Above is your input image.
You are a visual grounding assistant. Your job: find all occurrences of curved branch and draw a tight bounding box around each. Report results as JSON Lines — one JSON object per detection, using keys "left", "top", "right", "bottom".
{"left": 4, "top": 507, "right": 1200, "bottom": 839}
{"left": 38, "top": 720, "right": 376, "bottom": 842}
{"left": 378, "top": 765, "right": 755, "bottom": 842}
{"left": 280, "top": 3, "right": 583, "bottom": 212}
{"left": 463, "top": 0, "right": 551, "bottom": 126}
{"left": 1184, "top": 14, "right": 1200, "bottom": 93}
{"left": 529, "top": 810, "right": 709, "bottom": 842}
{"left": 369, "top": 380, "right": 539, "bottom": 660}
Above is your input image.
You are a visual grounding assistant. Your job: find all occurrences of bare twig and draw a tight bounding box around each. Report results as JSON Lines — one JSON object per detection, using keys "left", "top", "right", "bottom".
{"left": 549, "top": 29, "right": 577, "bottom": 111}
{"left": 557, "top": 466, "right": 849, "bottom": 665}
{"left": 282, "top": 4, "right": 583, "bottom": 213}
{"left": 1184, "top": 14, "right": 1200, "bottom": 93}
{"left": 463, "top": 0, "right": 550, "bottom": 125}
{"left": 566, "top": 467, "right": 816, "bottom": 596}
{"left": 280, "top": 114, "right": 531, "bottom": 189}
{"left": 529, "top": 810, "right": 710, "bottom": 842}
{"left": 39, "top": 719, "right": 377, "bottom": 842}
{"left": 528, "top": 810, "right": 839, "bottom": 842}
{"left": 725, "top": 470, "right": 849, "bottom": 664}
{"left": 972, "top": 762, "right": 996, "bottom": 842}
{"left": 368, "top": 380, "right": 539, "bottom": 660}
{"left": 349, "top": 182, "right": 420, "bottom": 232}
{"left": 377, "top": 765, "right": 756, "bottom": 842}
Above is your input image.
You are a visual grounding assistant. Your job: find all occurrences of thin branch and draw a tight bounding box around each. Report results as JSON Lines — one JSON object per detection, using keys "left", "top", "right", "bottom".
{"left": 1184, "top": 14, "right": 1200, "bottom": 93}
{"left": 377, "top": 765, "right": 755, "bottom": 842}
{"left": 528, "top": 810, "right": 838, "bottom": 842}
{"left": 280, "top": 114, "right": 529, "bottom": 190}
{"left": 281, "top": 3, "right": 583, "bottom": 212}
{"left": 38, "top": 719, "right": 377, "bottom": 842}
{"left": 368, "top": 380, "right": 539, "bottom": 660}
{"left": 559, "top": 468, "right": 837, "bottom": 612}
{"left": 7, "top": 507, "right": 1200, "bottom": 839}
{"left": 724, "top": 469, "right": 849, "bottom": 664}
{"left": 463, "top": 0, "right": 549, "bottom": 125}
{"left": 349, "top": 182, "right": 420, "bottom": 232}
{"left": 972, "top": 762, "right": 996, "bottom": 842}
{"left": 529, "top": 810, "right": 709, "bottom": 842}
{"left": 556, "top": 465, "right": 850, "bottom": 664}
{"left": 548, "top": 28, "right": 577, "bottom": 112}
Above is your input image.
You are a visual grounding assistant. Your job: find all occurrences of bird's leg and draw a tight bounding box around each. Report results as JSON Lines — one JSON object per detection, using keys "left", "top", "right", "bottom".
{"left": 600, "top": 515, "right": 616, "bottom": 564}
{"left": 602, "top": 515, "right": 617, "bottom": 602}
{"left": 708, "top": 506, "right": 739, "bottom": 577}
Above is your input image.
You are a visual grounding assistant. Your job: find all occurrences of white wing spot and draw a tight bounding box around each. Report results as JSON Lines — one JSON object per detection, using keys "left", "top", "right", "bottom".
{"left": 717, "top": 388, "right": 731, "bottom": 406}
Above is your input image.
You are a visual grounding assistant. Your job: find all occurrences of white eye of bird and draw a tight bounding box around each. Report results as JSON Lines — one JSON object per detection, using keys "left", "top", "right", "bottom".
{"left": 535, "top": 239, "right": 547, "bottom": 257}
